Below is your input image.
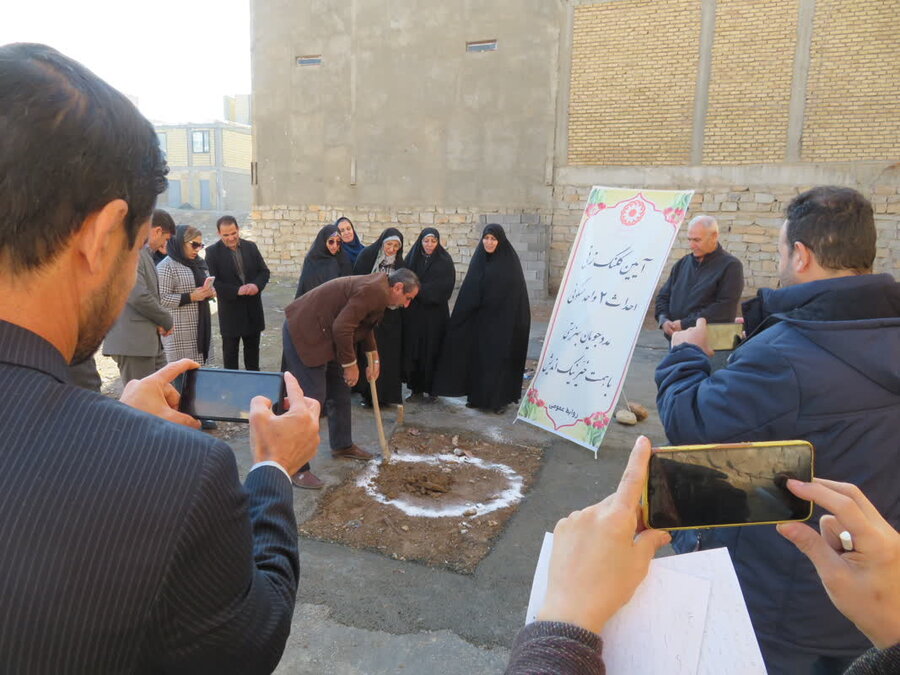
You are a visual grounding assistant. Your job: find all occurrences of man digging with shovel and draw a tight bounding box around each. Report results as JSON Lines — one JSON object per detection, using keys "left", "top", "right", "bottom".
{"left": 282, "top": 268, "right": 420, "bottom": 489}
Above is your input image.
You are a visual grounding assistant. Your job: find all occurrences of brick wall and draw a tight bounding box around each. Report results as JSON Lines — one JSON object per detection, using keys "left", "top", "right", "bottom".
{"left": 549, "top": 183, "right": 900, "bottom": 298}
{"left": 250, "top": 206, "right": 552, "bottom": 301}
{"left": 702, "top": 0, "right": 797, "bottom": 163}
{"left": 802, "top": 0, "right": 900, "bottom": 161}
{"left": 568, "top": 0, "right": 700, "bottom": 166}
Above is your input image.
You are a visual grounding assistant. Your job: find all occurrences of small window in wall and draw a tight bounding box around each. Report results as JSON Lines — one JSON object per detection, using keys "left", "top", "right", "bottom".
{"left": 297, "top": 55, "right": 323, "bottom": 66}
{"left": 156, "top": 132, "right": 167, "bottom": 156}
{"left": 192, "top": 130, "right": 210, "bottom": 154}
{"left": 466, "top": 39, "right": 497, "bottom": 53}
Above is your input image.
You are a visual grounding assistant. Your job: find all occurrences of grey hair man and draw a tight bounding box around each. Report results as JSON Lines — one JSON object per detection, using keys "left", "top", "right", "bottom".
{"left": 654, "top": 215, "right": 744, "bottom": 337}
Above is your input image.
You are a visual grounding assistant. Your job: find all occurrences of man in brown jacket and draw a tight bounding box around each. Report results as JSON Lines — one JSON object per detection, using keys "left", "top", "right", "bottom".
{"left": 283, "top": 268, "right": 420, "bottom": 488}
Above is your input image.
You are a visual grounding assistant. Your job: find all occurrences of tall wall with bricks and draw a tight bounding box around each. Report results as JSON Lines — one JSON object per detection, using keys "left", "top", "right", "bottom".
{"left": 251, "top": 0, "right": 899, "bottom": 302}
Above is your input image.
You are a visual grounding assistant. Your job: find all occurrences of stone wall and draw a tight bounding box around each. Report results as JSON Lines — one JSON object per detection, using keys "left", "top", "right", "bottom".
{"left": 252, "top": 174, "right": 899, "bottom": 303}
{"left": 250, "top": 206, "right": 550, "bottom": 301}
{"left": 549, "top": 182, "right": 900, "bottom": 298}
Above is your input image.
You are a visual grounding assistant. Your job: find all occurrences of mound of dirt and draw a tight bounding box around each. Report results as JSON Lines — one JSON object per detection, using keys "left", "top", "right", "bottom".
{"left": 299, "top": 427, "right": 542, "bottom": 573}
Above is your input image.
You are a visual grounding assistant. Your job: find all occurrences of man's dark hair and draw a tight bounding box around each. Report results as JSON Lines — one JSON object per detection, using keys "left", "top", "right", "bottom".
{"left": 785, "top": 186, "right": 876, "bottom": 273}
{"left": 388, "top": 268, "right": 420, "bottom": 293}
{"left": 0, "top": 43, "right": 168, "bottom": 272}
{"left": 152, "top": 209, "right": 176, "bottom": 236}
{"left": 216, "top": 215, "right": 239, "bottom": 231}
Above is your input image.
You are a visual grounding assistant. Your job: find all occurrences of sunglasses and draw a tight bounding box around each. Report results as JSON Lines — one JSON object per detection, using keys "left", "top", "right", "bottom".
{"left": 327, "top": 238, "right": 341, "bottom": 245}
{"left": 189, "top": 241, "right": 204, "bottom": 250}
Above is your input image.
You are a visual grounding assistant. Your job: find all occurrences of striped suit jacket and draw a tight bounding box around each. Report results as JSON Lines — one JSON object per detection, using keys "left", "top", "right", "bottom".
{"left": 0, "top": 320, "right": 298, "bottom": 674}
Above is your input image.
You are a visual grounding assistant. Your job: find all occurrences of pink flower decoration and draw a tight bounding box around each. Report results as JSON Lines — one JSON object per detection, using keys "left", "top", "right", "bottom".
{"left": 620, "top": 199, "right": 646, "bottom": 226}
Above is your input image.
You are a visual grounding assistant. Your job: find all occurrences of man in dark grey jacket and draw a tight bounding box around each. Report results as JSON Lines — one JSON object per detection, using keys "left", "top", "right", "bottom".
{"left": 655, "top": 187, "right": 900, "bottom": 674}
{"left": 654, "top": 215, "right": 744, "bottom": 338}
{"left": 102, "top": 210, "right": 174, "bottom": 384}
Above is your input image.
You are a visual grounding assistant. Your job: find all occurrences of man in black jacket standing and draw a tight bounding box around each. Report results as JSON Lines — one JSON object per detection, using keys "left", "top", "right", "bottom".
{"left": 654, "top": 215, "right": 744, "bottom": 338}
{"left": 206, "top": 215, "right": 270, "bottom": 370}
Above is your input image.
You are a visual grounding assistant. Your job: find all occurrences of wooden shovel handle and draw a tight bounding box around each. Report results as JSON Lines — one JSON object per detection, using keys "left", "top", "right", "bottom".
{"left": 366, "top": 351, "right": 391, "bottom": 462}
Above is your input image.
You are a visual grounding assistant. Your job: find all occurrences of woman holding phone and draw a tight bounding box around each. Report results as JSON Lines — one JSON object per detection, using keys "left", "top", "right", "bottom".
{"left": 158, "top": 224, "right": 216, "bottom": 365}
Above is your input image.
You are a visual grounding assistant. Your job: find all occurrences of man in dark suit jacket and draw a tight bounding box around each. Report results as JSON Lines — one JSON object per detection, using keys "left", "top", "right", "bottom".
{"left": 282, "top": 269, "right": 419, "bottom": 488}
{"left": 206, "top": 215, "right": 271, "bottom": 370}
{"left": 0, "top": 43, "right": 320, "bottom": 674}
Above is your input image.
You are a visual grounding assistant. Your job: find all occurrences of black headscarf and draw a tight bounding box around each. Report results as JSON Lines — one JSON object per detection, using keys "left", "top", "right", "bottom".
{"left": 336, "top": 217, "right": 365, "bottom": 266}
{"left": 405, "top": 227, "right": 453, "bottom": 278}
{"left": 432, "top": 224, "right": 530, "bottom": 408}
{"left": 295, "top": 224, "right": 353, "bottom": 298}
{"left": 402, "top": 228, "right": 456, "bottom": 393}
{"left": 166, "top": 224, "right": 211, "bottom": 362}
{"left": 352, "top": 227, "right": 405, "bottom": 275}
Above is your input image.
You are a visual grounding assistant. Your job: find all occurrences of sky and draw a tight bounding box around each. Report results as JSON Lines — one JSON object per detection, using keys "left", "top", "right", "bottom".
{"left": 1, "top": 0, "right": 252, "bottom": 123}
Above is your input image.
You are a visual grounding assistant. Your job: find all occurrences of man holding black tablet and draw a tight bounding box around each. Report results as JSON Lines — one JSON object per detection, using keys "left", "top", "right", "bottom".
{"left": 0, "top": 43, "right": 319, "bottom": 673}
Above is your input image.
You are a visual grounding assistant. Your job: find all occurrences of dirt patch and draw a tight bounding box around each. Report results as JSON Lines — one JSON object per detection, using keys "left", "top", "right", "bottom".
{"left": 299, "top": 427, "right": 542, "bottom": 573}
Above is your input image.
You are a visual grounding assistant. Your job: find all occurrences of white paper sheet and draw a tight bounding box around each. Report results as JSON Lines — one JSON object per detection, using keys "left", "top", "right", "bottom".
{"left": 526, "top": 534, "right": 766, "bottom": 675}
{"left": 655, "top": 548, "right": 766, "bottom": 674}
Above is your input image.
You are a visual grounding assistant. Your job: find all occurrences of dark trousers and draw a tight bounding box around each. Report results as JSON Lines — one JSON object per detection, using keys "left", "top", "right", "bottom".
{"left": 758, "top": 637, "right": 858, "bottom": 675}
{"left": 282, "top": 323, "right": 352, "bottom": 470}
{"left": 222, "top": 334, "right": 260, "bottom": 371}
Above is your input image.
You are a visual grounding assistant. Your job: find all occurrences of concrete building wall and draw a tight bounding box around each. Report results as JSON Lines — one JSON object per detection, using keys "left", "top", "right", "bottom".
{"left": 252, "top": 0, "right": 561, "bottom": 211}
{"left": 222, "top": 171, "right": 252, "bottom": 212}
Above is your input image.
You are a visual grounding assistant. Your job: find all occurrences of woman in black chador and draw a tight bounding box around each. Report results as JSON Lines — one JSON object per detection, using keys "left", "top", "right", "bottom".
{"left": 402, "top": 228, "right": 456, "bottom": 403}
{"left": 295, "top": 223, "right": 352, "bottom": 298}
{"left": 352, "top": 227, "right": 405, "bottom": 406}
{"left": 433, "top": 223, "right": 530, "bottom": 414}
{"left": 286, "top": 223, "right": 352, "bottom": 490}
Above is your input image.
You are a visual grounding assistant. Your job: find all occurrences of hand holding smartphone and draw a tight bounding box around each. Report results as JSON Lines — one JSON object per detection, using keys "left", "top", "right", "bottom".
{"left": 643, "top": 440, "right": 814, "bottom": 530}
{"left": 174, "top": 368, "right": 286, "bottom": 422}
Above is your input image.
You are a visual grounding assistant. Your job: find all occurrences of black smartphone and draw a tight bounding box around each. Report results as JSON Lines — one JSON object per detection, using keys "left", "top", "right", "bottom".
{"left": 643, "top": 441, "right": 814, "bottom": 530}
{"left": 174, "top": 368, "right": 286, "bottom": 423}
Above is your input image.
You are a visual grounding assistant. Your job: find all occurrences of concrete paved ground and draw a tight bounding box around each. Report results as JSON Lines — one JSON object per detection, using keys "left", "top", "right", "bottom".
{"left": 97, "top": 275, "right": 673, "bottom": 674}
{"left": 224, "top": 281, "right": 672, "bottom": 674}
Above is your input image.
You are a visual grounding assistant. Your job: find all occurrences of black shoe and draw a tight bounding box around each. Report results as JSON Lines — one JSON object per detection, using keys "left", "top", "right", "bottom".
{"left": 405, "top": 392, "right": 424, "bottom": 403}
{"left": 493, "top": 406, "right": 507, "bottom": 415}
{"left": 424, "top": 395, "right": 438, "bottom": 404}
{"left": 465, "top": 402, "right": 477, "bottom": 409}
{"left": 360, "top": 398, "right": 372, "bottom": 408}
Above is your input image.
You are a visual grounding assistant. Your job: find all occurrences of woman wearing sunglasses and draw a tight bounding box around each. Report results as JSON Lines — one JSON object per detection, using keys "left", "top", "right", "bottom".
{"left": 158, "top": 224, "right": 216, "bottom": 367}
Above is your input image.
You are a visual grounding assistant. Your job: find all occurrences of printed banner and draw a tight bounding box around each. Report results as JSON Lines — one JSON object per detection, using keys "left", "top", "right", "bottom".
{"left": 517, "top": 187, "right": 693, "bottom": 454}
